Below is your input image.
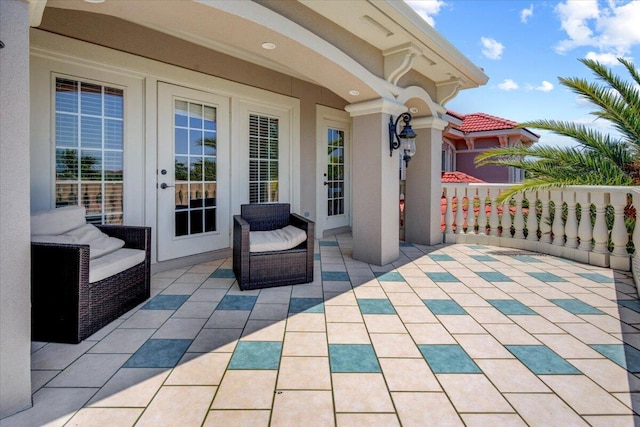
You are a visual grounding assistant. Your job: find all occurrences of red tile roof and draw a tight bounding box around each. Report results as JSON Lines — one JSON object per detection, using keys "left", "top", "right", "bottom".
{"left": 458, "top": 112, "right": 518, "bottom": 132}
{"left": 441, "top": 171, "right": 486, "bottom": 183}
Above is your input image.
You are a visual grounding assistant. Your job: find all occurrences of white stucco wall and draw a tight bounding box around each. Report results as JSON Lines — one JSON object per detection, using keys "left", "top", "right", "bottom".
{"left": 0, "top": 0, "right": 33, "bottom": 418}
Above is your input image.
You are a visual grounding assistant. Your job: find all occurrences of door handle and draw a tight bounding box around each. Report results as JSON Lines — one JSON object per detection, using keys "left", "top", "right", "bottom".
{"left": 323, "top": 181, "right": 329, "bottom": 186}
{"left": 160, "top": 183, "right": 175, "bottom": 189}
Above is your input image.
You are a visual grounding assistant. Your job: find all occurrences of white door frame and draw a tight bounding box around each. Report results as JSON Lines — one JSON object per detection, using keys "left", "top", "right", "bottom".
{"left": 157, "top": 82, "right": 230, "bottom": 261}
{"left": 315, "top": 105, "right": 351, "bottom": 236}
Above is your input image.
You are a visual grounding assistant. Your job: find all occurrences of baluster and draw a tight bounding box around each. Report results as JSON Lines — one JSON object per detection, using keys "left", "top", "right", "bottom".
{"left": 539, "top": 191, "right": 552, "bottom": 244}
{"left": 487, "top": 188, "right": 499, "bottom": 236}
{"left": 475, "top": 188, "right": 487, "bottom": 235}
{"left": 444, "top": 187, "right": 454, "bottom": 235}
{"left": 610, "top": 191, "right": 629, "bottom": 257}
{"left": 577, "top": 192, "right": 593, "bottom": 252}
{"left": 455, "top": 187, "right": 466, "bottom": 235}
{"left": 633, "top": 191, "right": 640, "bottom": 258}
{"left": 551, "top": 190, "right": 565, "bottom": 247}
{"left": 591, "top": 191, "right": 610, "bottom": 254}
{"left": 525, "top": 191, "right": 539, "bottom": 242}
{"left": 501, "top": 196, "right": 512, "bottom": 238}
{"left": 513, "top": 193, "right": 525, "bottom": 239}
{"left": 564, "top": 191, "right": 578, "bottom": 248}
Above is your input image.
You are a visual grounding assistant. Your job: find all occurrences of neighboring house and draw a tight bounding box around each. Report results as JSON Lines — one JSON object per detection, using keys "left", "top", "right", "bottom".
{"left": 0, "top": 0, "right": 488, "bottom": 417}
{"left": 442, "top": 111, "right": 539, "bottom": 183}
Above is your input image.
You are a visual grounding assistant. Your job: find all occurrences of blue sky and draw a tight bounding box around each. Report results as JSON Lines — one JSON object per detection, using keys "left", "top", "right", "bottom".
{"left": 406, "top": 0, "right": 640, "bottom": 148}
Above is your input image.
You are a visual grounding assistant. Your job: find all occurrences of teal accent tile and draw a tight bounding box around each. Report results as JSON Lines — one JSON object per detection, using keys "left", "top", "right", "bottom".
{"left": 618, "top": 300, "right": 640, "bottom": 313}
{"left": 423, "top": 299, "right": 467, "bottom": 315}
{"left": 589, "top": 344, "right": 640, "bottom": 374}
{"left": 506, "top": 345, "right": 581, "bottom": 375}
{"left": 477, "top": 271, "right": 513, "bottom": 282}
{"left": 142, "top": 295, "right": 189, "bottom": 310}
{"left": 426, "top": 272, "right": 459, "bottom": 283}
{"left": 527, "top": 272, "right": 567, "bottom": 282}
{"left": 550, "top": 299, "right": 604, "bottom": 315}
{"left": 429, "top": 254, "right": 455, "bottom": 261}
{"left": 512, "top": 255, "right": 543, "bottom": 263}
{"left": 418, "top": 344, "right": 481, "bottom": 374}
{"left": 289, "top": 298, "right": 324, "bottom": 313}
{"left": 209, "top": 268, "right": 235, "bottom": 279}
{"left": 319, "top": 241, "right": 338, "bottom": 246}
{"left": 590, "top": 344, "right": 640, "bottom": 373}
{"left": 470, "top": 255, "right": 498, "bottom": 262}
{"left": 467, "top": 245, "right": 487, "bottom": 250}
{"left": 357, "top": 299, "right": 396, "bottom": 314}
{"left": 217, "top": 295, "right": 257, "bottom": 311}
{"left": 578, "top": 273, "right": 615, "bottom": 283}
{"left": 228, "top": 341, "right": 282, "bottom": 370}
{"left": 488, "top": 299, "right": 536, "bottom": 315}
{"left": 375, "top": 271, "right": 404, "bottom": 282}
{"left": 124, "top": 339, "right": 191, "bottom": 368}
{"left": 329, "top": 344, "right": 380, "bottom": 373}
{"left": 322, "top": 271, "right": 350, "bottom": 281}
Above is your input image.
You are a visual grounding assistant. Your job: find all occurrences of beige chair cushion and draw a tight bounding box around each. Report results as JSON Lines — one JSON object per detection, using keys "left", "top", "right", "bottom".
{"left": 32, "top": 223, "right": 125, "bottom": 260}
{"left": 249, "top": 225, "right": 307, "bottom": 252}
{"left": 31, "top": 205, "right": 87, "bottom": 235}
{"left": 89, "top": 248, "right": 146, "bottom": 283}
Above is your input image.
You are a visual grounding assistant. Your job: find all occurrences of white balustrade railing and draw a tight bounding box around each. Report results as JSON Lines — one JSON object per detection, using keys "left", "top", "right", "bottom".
{"left": 441, "top": 184, "right": 639, "bottom": 275}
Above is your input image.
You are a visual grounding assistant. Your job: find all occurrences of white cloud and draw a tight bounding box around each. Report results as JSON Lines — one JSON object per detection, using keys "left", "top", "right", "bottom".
{"left": 584, "top": 51, "right": 624, "bottom": 66}
{"left": 498, "top": 79, "right": 519, "bottom": 90}
{"left": 521, "top": 4, "right": 534, "bottom": 23}
{"left": 404, "top": 0, "right": 447, "bottom": 27}
{"left": 481, "top": 37, "right": 504, "bottom": 60}
{"left": 535, "top": 81, "right": 554, "bottom": 92}
{"left": 554, "top": 0, "right": 640, "bottom": 61}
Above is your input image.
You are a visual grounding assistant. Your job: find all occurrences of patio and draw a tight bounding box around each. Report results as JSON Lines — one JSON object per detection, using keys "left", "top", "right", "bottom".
{"left": 4, "top": 233, "right": 640, "bottom": 426}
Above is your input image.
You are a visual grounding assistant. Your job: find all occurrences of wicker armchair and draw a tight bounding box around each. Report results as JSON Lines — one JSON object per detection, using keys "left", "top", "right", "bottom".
{"left": 31, "top": 225, "right": 151, "bottom": 343}
{"left": 233, "top": 203, "right": 314, "bottom": 290}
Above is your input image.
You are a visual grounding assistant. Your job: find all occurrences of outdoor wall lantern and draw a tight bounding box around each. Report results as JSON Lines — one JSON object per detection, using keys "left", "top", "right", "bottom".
{"left": 389, "top": 112, "right": 417, "bottom": 168}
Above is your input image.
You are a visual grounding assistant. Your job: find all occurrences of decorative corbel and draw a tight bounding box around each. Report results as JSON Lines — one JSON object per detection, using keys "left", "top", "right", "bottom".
{"left": 498, "top": 135, "right": 509, "bottom": 147}
{"left": 383, "top": 42, "right": 421, "bottom": 86}
{"left": 464, "top": 137, "right": 474, "bottom": 150}
{"left": 436, "top": 77, "right": 462, "bottom": 105}
{"left": 28, "top": 0, "right": 48, "bottom": 27}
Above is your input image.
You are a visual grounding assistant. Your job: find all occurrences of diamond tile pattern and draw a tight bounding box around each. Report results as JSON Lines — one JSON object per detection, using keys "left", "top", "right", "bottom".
{"left": 13, "top": 235, "right": 638, "bottom": 427}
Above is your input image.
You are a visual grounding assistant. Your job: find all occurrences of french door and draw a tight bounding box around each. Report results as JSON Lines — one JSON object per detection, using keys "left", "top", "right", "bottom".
{"left": 157, "top": 83, "right": 230, "bottom": 261}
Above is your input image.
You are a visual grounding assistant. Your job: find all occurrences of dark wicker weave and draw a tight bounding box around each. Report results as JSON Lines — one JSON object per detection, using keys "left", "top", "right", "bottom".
{"left": 233, "top": 203, "right": 314, "bottom": 290}
{"left": 31, "top": 225, "right": 151, "bottom": 344}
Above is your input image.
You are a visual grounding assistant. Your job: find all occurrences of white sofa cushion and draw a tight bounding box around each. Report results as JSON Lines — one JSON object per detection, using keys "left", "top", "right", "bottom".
{"left": 32, "top": 223, "right": 125, "bottom": 260}
{"left": 31, "top": 205, "right": 87, "bottom": 235}
{"left": 89, "top": 248, "right": 146, "bottom": 283}
{"left": 249, "top": 225, "right": 307, "bottom": 253}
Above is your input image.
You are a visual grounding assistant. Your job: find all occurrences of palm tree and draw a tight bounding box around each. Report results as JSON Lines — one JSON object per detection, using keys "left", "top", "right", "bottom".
{"left": 475, "top": 57, "right": 640, "bottom": 201}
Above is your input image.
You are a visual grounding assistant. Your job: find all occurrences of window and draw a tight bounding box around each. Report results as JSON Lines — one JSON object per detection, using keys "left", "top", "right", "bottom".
{"left": 55, "top": 78, "right": 124, "bottom": 224}
{"left": 442, "top": 140, "right": 455, "bottom": 172}
{"left": 173, "top": 100, "right": 218, "bottom": 236}
{"left": 249, "top": 114, "right": 279, "bottom": 203}
{"left": 326, "top": 128, "right": 345, "bottom": 216}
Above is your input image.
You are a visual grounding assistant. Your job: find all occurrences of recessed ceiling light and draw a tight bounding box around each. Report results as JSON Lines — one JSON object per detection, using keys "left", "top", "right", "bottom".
{"left": 348, "top": 90, "right": 360, "bottom": 96}
{"left": 261, "top": 42, "right": 277, "bottom": 50}
{"left": 409, "top": 107, "right": 419, "bottom": 114}
{"left": 83, "top": 0, "right": 106, "bottom": 3}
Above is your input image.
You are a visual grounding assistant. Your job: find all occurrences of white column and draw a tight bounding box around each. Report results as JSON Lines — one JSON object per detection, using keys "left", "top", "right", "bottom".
{"left": 0, "top": 0, "right": 32, "bottom": 418}
{"left": 610, "top": 191, "right": 630, "bottom": 270}
{"left": 455, "top": 186, "right": 466, "bottom": 235}
{"left": 526, "top": 191, "right": 539, "bottom": 242}
{"left": 539, "top": 191, "right": 552, "bottom": 244}
{"left": 404, "top": 116, "right": 447, "bottom": 245}
{"left": 490, "top": 188, "right": 500, "bottom": 237}
{"left": 551, "top": 191, "right": 565, "bottom": 247}
{"left": 564, "top": 191, "right": 578, "bottom": 249}
{"left": 513, "top": 193, "right": 525, "bottom": 239}
{"left": 346, "top": 99, "right": 407, "bottom": 265}
{"left": 577, "top": 191, "right": 593, "bottom": 252}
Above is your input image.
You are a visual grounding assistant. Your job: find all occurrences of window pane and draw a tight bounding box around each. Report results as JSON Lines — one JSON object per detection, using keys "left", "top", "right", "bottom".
{"left": 175, "top": 183, "right": 188, "bottom": 209}
{"left": 190, "top": 129, "right": 203, "bottom": 156}
{"left": 175, "top": 100, "right": 188, "bottom": 127}
{"left": 55, "top": 78, "right": 124, "bottom": 225}
{"left": 175, "top": 128, "right": 188, "bottom": 155}
{"left": 189, "top": 103, "right": 203, "bottom": 128}
{"left": 204, "top": 158, "right": 216, "bottom": 181}
{"left": 175, "top": 156, "right": 188, "bottom": 181}
{"left": 203, "top": 131, "right": 216, "bottom": 155}
{"left": 190, "top": 209, "right": 203, "bottom": 234}
{"left": 249, "top": 114, "right": 279, "bottom": 203}
{"left": 204, "top": 183, "right": 216, "bottom": 207}
{"left": 204, "top": 208, "right": 216, "bottom": 232}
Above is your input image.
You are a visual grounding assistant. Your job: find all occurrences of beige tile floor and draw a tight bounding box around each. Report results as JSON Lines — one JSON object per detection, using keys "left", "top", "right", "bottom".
{"left": 3, "top": 234, "right": 640, "bottom": 426}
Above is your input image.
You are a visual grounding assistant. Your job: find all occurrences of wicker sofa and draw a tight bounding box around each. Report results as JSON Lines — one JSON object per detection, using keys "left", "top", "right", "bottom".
{"left": 233, "top": 203, "right": 314, "bottom": 290}
{"left": 31, "top": 206, "right": 151, "bottom": 343}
